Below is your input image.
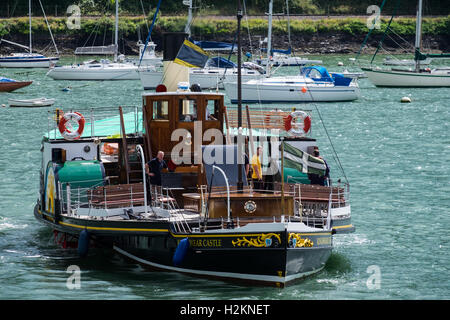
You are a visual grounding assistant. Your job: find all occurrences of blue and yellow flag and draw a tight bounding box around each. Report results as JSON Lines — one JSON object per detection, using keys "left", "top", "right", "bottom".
{"left": 174, "top": 40, "right": 209, "bottom": 68}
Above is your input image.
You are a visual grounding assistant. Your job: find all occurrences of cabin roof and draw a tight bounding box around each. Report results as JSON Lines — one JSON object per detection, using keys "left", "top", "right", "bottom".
{"left": 142, "top": 91, "right": 225, "bottom": 98}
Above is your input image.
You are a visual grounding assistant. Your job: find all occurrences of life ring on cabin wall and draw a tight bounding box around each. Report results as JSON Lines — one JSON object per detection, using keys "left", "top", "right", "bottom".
{"left": 284, "top": 111, "right": 311, "bottom": 136}
{"left": 58, "top": 112, "right": 85, "bottom": 140}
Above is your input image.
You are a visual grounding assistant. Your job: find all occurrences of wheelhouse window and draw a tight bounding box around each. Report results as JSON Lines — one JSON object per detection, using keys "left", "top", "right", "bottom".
{"left": 205, "top": 99, "right": 220, "bottom": 121}
{"left": 179, "top": 99, "right": 197, "bottom": 122}
{"left": 153, "top": 100, "right": 169, "bottom": 120}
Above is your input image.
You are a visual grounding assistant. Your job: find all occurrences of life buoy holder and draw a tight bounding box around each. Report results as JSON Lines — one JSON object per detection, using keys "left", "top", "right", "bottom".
{"left": 284, "top": 111, "right": 311, "bottom": 136}
{"left": 58, "top": 112, "right": 85, "bottom": 140}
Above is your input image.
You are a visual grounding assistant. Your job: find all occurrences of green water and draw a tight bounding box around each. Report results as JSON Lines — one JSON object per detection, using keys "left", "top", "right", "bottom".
{"left": 0, "top": 55, "right": 449, "bottom": 300}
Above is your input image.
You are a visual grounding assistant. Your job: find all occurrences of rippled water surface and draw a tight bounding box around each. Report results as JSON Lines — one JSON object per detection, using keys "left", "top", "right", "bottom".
{"left": 0, "top": 55, "right": 449, "bottom": 300}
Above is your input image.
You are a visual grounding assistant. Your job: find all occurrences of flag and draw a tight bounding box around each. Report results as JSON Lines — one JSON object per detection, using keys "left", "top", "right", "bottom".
{"left": 281, "top": 142, "right": 327, "bottom": 176}
{"left": 173, "top": 39, "right": 209, "bottom": 68}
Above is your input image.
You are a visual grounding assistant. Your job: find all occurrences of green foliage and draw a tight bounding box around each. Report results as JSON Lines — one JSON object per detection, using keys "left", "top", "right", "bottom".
{"left": 1, "top": 15, "right": 449, "bottom": 39}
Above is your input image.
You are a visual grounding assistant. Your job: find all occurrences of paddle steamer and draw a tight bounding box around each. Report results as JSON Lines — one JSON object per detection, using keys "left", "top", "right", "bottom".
{"left": 34, "top": 30, "right": 352, "bottom": 287}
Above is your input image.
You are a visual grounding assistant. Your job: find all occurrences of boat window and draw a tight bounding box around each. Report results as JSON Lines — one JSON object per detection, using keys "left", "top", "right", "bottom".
{"left": 179, "top": 99, "right": 197, "bottom": 122}
{"left": 153, "top": 100, "right": 169, "bottom": 120}
{"left": 205, "top": 99, "right": 219, "bottom": 121}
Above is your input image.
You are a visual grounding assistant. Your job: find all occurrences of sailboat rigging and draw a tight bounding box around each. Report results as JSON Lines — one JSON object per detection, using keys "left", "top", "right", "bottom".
{"left": 361, "top": 0, "right": 450, "bottom": 87}
{"left": 0, "top": 0, "right": 59, "bottom": 68}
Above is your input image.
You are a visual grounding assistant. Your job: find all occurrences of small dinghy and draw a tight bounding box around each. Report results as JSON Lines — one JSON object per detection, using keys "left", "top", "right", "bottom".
{"left": 8, "top": 97, "right": 55, "bottom": 107}
{"left": 0, "top": 77, "right": 33, "bottom": 92}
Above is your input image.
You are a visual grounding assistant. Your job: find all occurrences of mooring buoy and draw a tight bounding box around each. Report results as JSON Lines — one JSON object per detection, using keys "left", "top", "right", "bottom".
{"left": 401, "top": 96, "right": 412, "bottom": 103}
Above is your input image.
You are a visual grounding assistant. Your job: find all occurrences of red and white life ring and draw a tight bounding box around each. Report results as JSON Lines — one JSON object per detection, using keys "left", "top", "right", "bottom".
{"left": 284, "top": 111, "right": 311, "bottom": 136}
{"left": 58, "top": 112, "right": 85, "bottom": 140}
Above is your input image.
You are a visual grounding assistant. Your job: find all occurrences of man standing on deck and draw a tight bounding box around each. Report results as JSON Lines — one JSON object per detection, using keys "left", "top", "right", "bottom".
{"left": 145, "top": 151, "right": 168, "bottom": 186}
{"left": 251, "top": 146, "right": 264, "bottom": 190}
{"left": 308, "top": 147, "right": 330, "bottom": 186}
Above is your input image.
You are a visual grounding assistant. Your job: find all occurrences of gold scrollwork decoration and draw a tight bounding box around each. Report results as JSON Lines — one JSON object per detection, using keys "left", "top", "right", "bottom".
{"left": 288, "top": 233, "right": 314, "bottom": 248}
{"left": 232, "top": 233, "right": 281, "bottom": 248}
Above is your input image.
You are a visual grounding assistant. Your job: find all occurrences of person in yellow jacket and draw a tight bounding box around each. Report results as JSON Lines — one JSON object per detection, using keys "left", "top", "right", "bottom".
{"left": 251, "top": 146, "right": 264, "bottom": 190}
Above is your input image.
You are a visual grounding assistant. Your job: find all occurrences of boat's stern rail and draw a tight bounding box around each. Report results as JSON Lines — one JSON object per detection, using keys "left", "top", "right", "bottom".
{"left": 58, "top": 182, "right": 148, "bottom": 217}
{"left": 150, "top": 185, "right": 193, "bottom": 233}
{"left": 88, "top": 183, "right": 146, "bottom": 209}
{"left": 276, "top": 182, "right": 349, "bottom": 208}
{"left": 45, "top": 106, "right": 144, "bottom": 141}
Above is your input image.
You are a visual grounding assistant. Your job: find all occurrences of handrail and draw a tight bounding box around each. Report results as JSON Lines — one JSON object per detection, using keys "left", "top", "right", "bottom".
{"left": 212, "top": 165, "right": 231, "bottom": 226}
{"left": 136, "top": 145, "right": 148, "bottom": 214}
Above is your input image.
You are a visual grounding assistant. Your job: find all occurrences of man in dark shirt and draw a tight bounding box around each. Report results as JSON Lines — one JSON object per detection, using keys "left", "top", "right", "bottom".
{"left": 308, "top": 147, "right": 330, "bottom": 186}
{"left": 145, "top": 151, "right": 167, "bottom": 186}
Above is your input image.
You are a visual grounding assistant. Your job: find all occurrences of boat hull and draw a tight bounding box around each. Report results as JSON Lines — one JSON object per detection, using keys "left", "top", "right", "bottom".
{"left": 47, "top": 66, "right": 140, "bottom": 80}
{"left": 255, "top": 58, "right": 323, "bottom": 67}
{"left": 223, "top": 81, "right": 360, "bottom": 103}
{"left": 0, "top": 57, "right": 59, "bottom": 68}
{"left": 362, "top": 67, "right": 450, "bottom": 87}
{"left": 34, "top": 204, "right": 332, "bottom": 287}
{"left": 8, "top": 98, "right": 55, "bottom": 107}
{"left": 139, "top": 69, "right": 262, "bottom": 90}
{"left": 0, "top": 81, "right": 32, "bottom": 92}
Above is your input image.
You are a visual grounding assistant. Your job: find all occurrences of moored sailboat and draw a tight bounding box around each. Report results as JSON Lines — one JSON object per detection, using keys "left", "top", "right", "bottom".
{"left": 0, "top": 0, "right": 59, "bottom": 68}
{"left": 46, "top": 0, "right": 139, "bottom": 81}
{"left": 361, "top": 0, "right": 450, "bottom": 87}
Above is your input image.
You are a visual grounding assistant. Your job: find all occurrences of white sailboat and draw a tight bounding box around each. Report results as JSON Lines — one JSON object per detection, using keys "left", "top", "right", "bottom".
{"left": 0, "top": 0, "right": 59, "bottom": 68}
{"left": 224, "top": 0, "right": 360, "bottom": 104}
{"left": 46, "top": 0, "right": 139, "bottom": 81}
{"left": 253, "top": 0, "right": 322, "bottom": 67}
{"left": 139, "top": 0, "right": 263, "bottom": 90}
{"left": 362, "top": 0, "right": 450, "bottom": 87}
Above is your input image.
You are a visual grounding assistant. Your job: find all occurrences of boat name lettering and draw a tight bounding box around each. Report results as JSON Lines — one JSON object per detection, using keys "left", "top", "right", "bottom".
{"left": 316, "top": 237, "right": 331, "bottom": 245}
{"left": 189, "top": 238, "right": 222, "bottom": 247}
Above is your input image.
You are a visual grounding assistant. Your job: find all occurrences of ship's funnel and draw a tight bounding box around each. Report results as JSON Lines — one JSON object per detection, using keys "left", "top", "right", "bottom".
{"left": 162, "top": 32, "right": 189, "bottom": 91}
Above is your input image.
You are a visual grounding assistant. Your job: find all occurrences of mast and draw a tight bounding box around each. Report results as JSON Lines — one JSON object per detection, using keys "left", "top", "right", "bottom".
{"left": 266, "top": 0, "right": 273, "bottom": 76}
{"left": 286, "top": 0, "right": 291, "bottom": 52}
{"left": 29, "top": 0, "right": 32, "bottom": 53}
{"left": 114, "top": 0, "right": 119, "bottom": 62}
{"left": 184, "top": 0, "right": 193, "bottom": 37}
{"left": 414, "top": 0, "right": 423, "bottom": 72}
{"left": 237, "top": 0, "right": 243, "bottom": 192}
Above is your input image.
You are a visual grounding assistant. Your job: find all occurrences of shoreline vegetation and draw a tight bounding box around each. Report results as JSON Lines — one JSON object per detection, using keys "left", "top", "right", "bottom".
{"left": 0, "top": 15, "right": 449, "bottom": 55}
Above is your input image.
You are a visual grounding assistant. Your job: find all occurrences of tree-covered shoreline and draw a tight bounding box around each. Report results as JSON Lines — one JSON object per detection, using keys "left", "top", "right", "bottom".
{"left": 1, "top": 0, "right": 449, "bottom": 17}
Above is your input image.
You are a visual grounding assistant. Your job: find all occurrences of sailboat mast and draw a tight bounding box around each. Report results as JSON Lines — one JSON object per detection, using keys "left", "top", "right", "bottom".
{"left": 29, "top": 0, "right": 32, "bottom": 53}
{"left": 286, "top": 0, "right": 291, "bottom": 50}
{"left": 237, "top": 0, "right": 243, "bottom": 192}
{"left": 266, "top": 0, "right": 273, "bottom": 76}
{"left": 114, "top": 0, "right": 119, "bottom": 62}
{"left": 414, "top": 0, "right": 423, "bottom": 72}
{"left": 184, "top": 0, "right": 193, "bottom": 37}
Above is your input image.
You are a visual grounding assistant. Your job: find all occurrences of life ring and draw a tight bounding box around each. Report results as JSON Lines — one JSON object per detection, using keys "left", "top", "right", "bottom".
{"left": 284, "top": 111, "right": 311, "bottom": 136}
{"left": 58, "top": 112, "right": 85, "bottom": 140}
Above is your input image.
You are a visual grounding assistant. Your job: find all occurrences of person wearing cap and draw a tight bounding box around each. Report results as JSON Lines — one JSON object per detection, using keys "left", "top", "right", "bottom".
{"left": 308, "top": 147, "right": 330, "bottom": 186}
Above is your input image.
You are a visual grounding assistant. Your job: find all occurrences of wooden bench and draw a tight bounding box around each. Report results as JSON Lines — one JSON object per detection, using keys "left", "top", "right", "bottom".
{"left": 89, "top": 183, "right": 146, "bottom": 209}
